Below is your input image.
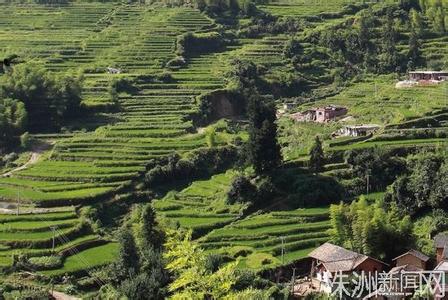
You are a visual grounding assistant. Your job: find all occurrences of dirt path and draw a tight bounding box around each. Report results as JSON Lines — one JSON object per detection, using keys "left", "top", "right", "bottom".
{"left": 51, "top": 291, "right": 81, "bottom": 300}
{"left": 1, "top": 143, "right": 51, "bottom": 178}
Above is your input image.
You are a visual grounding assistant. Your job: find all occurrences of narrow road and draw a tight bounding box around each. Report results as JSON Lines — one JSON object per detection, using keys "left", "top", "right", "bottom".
{"left": 1, "top": 143, "right": 51, "bottom": 178}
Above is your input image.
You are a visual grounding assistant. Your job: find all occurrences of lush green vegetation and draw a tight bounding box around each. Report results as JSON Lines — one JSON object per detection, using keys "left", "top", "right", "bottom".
{"left": 0, "top": 0, "right": 446, "bottom": 297}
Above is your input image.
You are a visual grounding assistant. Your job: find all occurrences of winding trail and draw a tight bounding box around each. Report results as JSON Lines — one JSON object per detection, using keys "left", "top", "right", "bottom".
{"left": 1, "top": 143, "right": 52, "bottom": 178}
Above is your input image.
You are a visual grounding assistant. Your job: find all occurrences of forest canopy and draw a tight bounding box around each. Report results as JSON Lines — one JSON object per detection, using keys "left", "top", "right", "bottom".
{"left": 0, "top": 62, "right": 83, "bottom": 134}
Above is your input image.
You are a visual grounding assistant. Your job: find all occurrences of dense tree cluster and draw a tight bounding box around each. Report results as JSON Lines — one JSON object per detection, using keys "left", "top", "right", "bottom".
{"left": 309, "top": 136, "right": 325, "bottom": 174}
{"left": 0, "top": 98, "right": 27, "bottom": 151}
{"left": 385, "top": 152, "right": 448, "bottom": 216}
{"left": 247, "top": 94, "right": 281, "bottom": 175}
{"left": 330, "top": 196, "right": 414, "bottom": 261}
{"left": 145, "top": 147, "right": 239, "bottom": 187}
{"left": 344, "top": 147, "right": 406, "bottom": 194}
{"left": 105, "top": 204, "right": 169, "bottom": 300}
{"left": 226, "top": 174, "right": 277, "bottom": 208}
{"left": 175, "top": 32, "right": 225, "bottom": 57}
{"left": 0, "top": 62, "right": 82, "bottom": 133}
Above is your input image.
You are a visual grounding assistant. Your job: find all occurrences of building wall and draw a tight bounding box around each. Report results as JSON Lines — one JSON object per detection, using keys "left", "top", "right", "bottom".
{"left": 395, "top": 254, "right": 426, "bottom": 269}
{"left": 355, "top": 259, "right": 385, "bottom": 274}
{"left": 437, "top": 247, "right": 444, "bottom": 264}
{"left": 315, "top": 110, "right": 326, "bottom": 123}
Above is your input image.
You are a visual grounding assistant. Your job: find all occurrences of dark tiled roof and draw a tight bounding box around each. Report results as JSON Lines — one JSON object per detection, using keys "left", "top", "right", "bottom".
{"left": 392, "top": 249, "right": 430, "bottom": 262}
{"left": 308, "top": 243, "right": 386, "bottom": 272}
{"left": 309, "top": 242, "right": 360, "bottom": 262}
{"left": 434, "top": 233, "right": 448, "bottom": 248}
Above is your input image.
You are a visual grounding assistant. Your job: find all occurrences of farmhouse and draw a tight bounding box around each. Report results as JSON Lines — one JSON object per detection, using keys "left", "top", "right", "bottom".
{"left": 289, "top": 110, "right": 315, "bottom": 122}
{"left": 307, "top": 243, "right": 387, "bottom": 293}
{"left": 340, "top": 124, "right": 380, "bottom": 137}
{"left": 409, "top": 71, "right": 448, "bottom": 81}
{"left": 290, "top": 105, "right": 347, "bottom": 123}
{"left": 392, "top": 249, "right": 430, "bottom": 270}
{"left": 315, "top": 105, "right": 348, "bottom": 123}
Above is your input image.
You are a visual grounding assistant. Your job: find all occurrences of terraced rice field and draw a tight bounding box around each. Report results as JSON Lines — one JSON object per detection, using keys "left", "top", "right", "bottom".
{"left": 258, "top": 0, "right": 356, "bottom": 17}
{"left": 0, "top": 4, "right": 229, "bottom": 205}
{"left": 153, "top": 170, "right": 331, "bottom": 268}
{"left": 0, "top": 3, "right": 241, "bottom": 277}
{"left": 0, "top": 207, "right": 114, "bottom": 276}
{"left": 200, "top": 207, "right": 331, "bottom": 269}
{"left": 153, "top": 171, "right": 246, "bottom": 237}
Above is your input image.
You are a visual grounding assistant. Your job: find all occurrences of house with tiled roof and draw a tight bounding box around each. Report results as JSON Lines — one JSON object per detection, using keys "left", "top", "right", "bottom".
{"left": 307, "top": 243, "right": 387, "bottom": 294}
{"left": 392, "top": 249, "right": 430, "bottom": 270}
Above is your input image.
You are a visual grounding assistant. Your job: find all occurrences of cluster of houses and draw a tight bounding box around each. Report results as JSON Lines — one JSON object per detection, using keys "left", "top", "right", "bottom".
{"left": 396, "top": 70, "right": 448, "bottom": 88}
{"left": 294, "top": 233, "right": 448, "bottom": 299}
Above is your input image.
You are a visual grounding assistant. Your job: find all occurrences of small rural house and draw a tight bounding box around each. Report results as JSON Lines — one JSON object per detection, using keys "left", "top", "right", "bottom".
{"left": 307, "top": 243, "right": 387, "bottom": 294}
{"left": 340, "top": 124, "right": 380, "bottom": 137}
{"left": 290, "top": 105, "right": 347, "bottom": 123}
{"left": 409, "top": 71, "right": 448, "bottom": 82}
{"left": 289, "top": 110, "right": 315, "bottom": 122}
{"left": 396, "top": 71, "right": 448, "bottom": 88}
{"left": 392, "top": 249, "right": 430, "bottom": 270}
{"left": 315, "top": 105, "right": 348, "bottom": 123}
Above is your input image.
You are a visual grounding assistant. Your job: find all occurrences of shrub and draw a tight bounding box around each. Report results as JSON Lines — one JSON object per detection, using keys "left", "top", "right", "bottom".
{"left": 27, "top": 255, "right": 62, "bottom": 270}
{"left": 145, "top": 146, "right": 239, "bottom": 187}
{"left": 204, "top": 253, "right": 231, "bottom": 272}
{"left": 20, "top": 132, "right": 31, "bottom": 149}
{"left": 2, "top": 152, "right": 18, "bottom": 166}
{"left": 176, "top": 32, "right": 224, "bottom": 57}
{"left": 229, "top": 246, "right": 253, "bottom": 258}
{"left": 227, "top": 176, "right": 257, "bottom": 204}
{"left": 261, "top": 258, "right": 272, "bottom": 265}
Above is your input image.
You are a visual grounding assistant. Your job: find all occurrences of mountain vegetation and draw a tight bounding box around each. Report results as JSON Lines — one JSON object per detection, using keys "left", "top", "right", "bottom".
{"left": 0, "top": 0, "right": 446, "bottom": 298}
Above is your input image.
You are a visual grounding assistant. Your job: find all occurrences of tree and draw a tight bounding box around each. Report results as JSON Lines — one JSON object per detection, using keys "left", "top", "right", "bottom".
{"left": 0, "top": 62, "right": 82, "bottom": 132}
{"left": 227, "top": 59, "right": 260, "bottom": 95}
{"left": 407, "top": 29, "right": 422, "bottom": 69}
{"left": 120, "top": 272, "right": 166, "bottom": 300}
{"left": 227, "top": 176, "right": 257, "bottom": 204}
{"left": 385, "top": 152, "right": 446, "bottom": 216}
{"left": 434, "top": 7, "right": 446, "bottom": 33}
{"left": 0, "top": 97, "right": 27, "bottom": 151}
{"left": 358, "top": 10, "right": 374, "bottom": 51}
{"left": 309, "top": 136, "right": 325, "bottom": 174}
{"left": 114, "top": 228, "right": 140, "bottom": 281}
{"left": 141, "top": 204, "right": 164, "bottom": 250}
{"left": 345, "top": 148, "right": 406, "bottom": 193}
{"left": 247, "top": 94, "right": 281, "bottom": 175}
{"left": 283, "top": 37, "right": 303, "bottom": 59}
{"left": 163, "top": 229, "right": 283, "bottom": 299}
{"left": 410, "top": 8, "right": 423, "bottom": 36}
{"left": 419, "top": 0, "right": 427, "bottom": 12}
{"left": 378, "top": 14, "right": 401, "bottom": 73}
{"left": 329, "top": 196, "right": 414, "bottom": 261}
